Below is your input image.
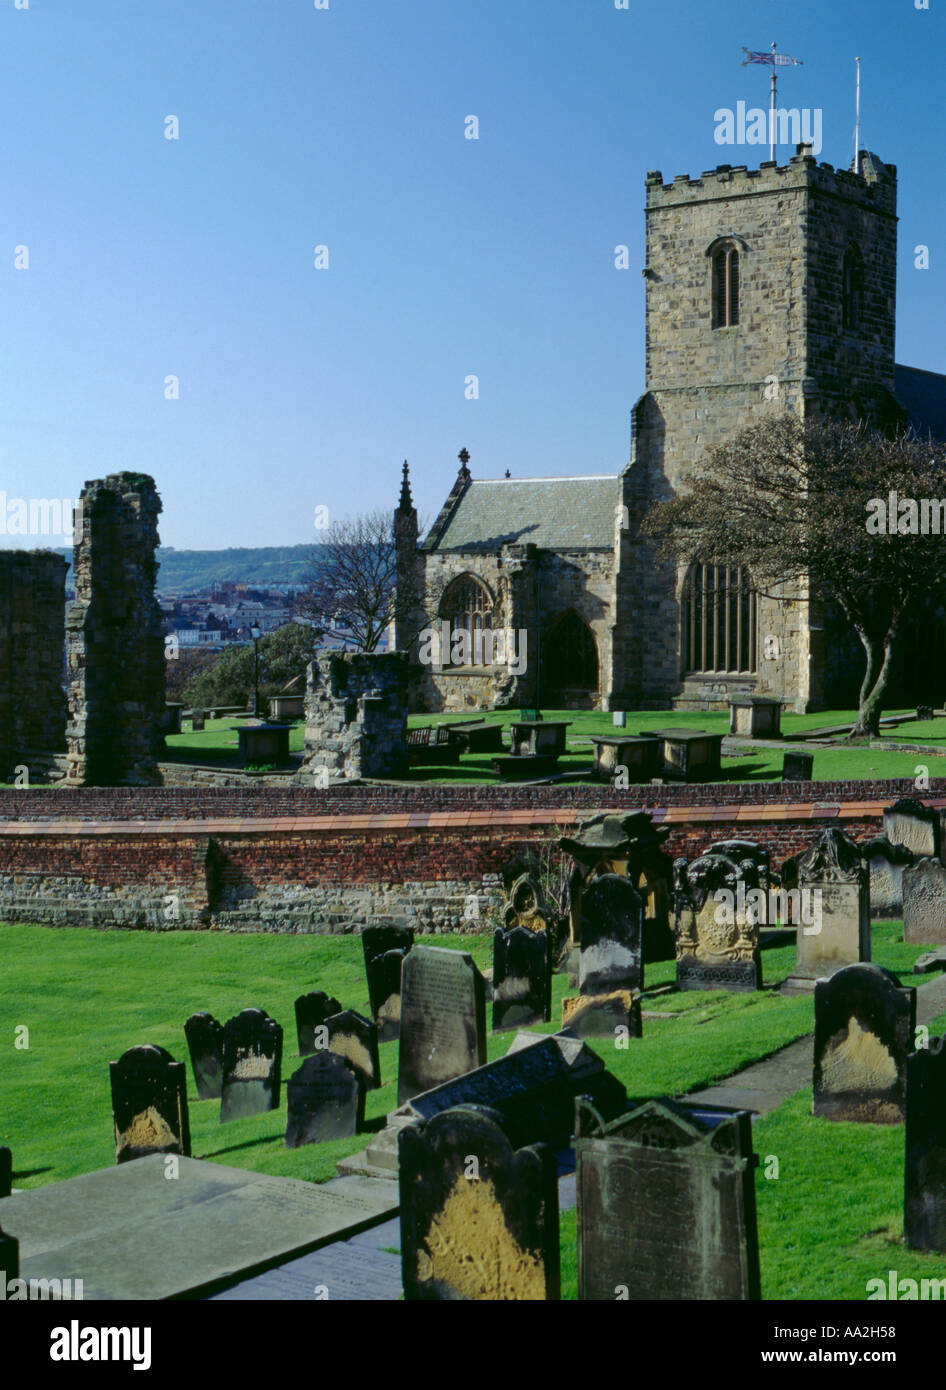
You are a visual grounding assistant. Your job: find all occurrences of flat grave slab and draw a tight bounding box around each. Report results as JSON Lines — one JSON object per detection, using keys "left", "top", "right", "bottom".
{"left": 2, "top": 1155, "right": 397, "bottom": 1300}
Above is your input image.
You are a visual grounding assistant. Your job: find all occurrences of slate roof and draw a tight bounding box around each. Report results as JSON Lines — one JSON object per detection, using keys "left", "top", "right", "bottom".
{"left": 423, "top": 476, "right": 619, "bottom": 553}
{"left": 895, "top": 364, "right": 946, "bottom": 443}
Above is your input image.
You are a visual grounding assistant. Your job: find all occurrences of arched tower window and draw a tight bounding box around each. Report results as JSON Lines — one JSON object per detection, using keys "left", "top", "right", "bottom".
{"left": 712, "top": 244, "right": 740, "bottom": 328}
{"left": 682, "top": 562, "right": 757, "bottom": 674}
{"left": 842, "top": 244, "right": 864, "bottom": 331}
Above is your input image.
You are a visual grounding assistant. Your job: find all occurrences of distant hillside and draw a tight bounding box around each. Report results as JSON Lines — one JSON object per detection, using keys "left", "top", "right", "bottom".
{"left": 53, "top": 545, "right": 323, "bottom": 591}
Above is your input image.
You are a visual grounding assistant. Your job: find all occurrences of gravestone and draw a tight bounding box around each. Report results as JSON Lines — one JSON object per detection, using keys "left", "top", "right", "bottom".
{"left": 884, "top": 797, "right": 940, "bottom": 861}
{"left": 781, "top": 751, "right": 814, "bottom": 782}
{"left": 109, "top": 1044, "right": 191, "bottom": 1164}
{"left": 905, "top": 1035, "right": 946, "bottom": 1251}
{"left": 399, "top": 1104, "right": 560, "bottom": 1300}
{"left": 294, "top": 991, "right": 343, "bottom": 1056}
{"left": 363, "top": 923, "right": 414, "bottom": 1042}
{"left": 492, "top": 925, "right": 552, "bottom": 1031}
{"left": 577, "top": 874, "right": 643, "bottom": 994}
{"left": 397, "top": 947, "right": 486, "bottom": 1104}
{"left": 860, "top": 836, "right": 916, "bottom": 918}
{"left": 707, "top": 839, "right": 770, "bottom": 893}
{"left": 183, "top": 1011, "right": 224, "bottom": 1100}
{"left": 781, "top": 828, "right": 870, "bottom": 994}
{"left": 813, "top": 963, "right": 915, "bottom": 1124}
{"left": 561, "top": 990, "right": 642, "bottom": 1040}
{"left": 0, "top": 1146, "right": 11, "bottom": 1199}
{"left": 0, "top": 1221, "right": 16, "bottom": 1281}
{"left": 560, "top": 811, "right": 674, "bottom": 963}
{"left": 285, "top": 1052, "right": 364, "bottom": 1148}
{"left": 191, "top": 711, "right": 205, "bottom": 731}
{"left": 673, "top": 853, "right": 762, "bottom": 992}
{"left": 903, "top": 858, "right": 946, "bottom": 945}
{"left": 325, "top": 1008, "right": 381, "bottom": 1091}
{"left": 220, "top": 1009, "right": 283, "bottom": 1123}
{"left": 575, "top": 1096, "right": 760, "bottom": 1300}
{"left": 918, "top": 705, "right": 934, "bottom": 722}
{"left": 503, "top": 874, "right": 553, "bottom": 933}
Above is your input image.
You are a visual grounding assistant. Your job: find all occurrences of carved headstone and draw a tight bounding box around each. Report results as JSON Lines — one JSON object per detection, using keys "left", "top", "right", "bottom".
{"left": 399, "top": 1104, "right": 560, "bottom": 1300}
{"left": 860, "top": 836, "right": 916, "bottom": 918}
{"left": 220, "top": 1009, "right": 283, "bottom": 1123}
{"left": 575, "top": 1097, "right": 761, "bottom": 1300}
{"left": 325, "top": 1008, "right": 381, "bottom": 1090}
{"left": 492, "top": 925, "right": 552, "bottom": 1032}
{"left": 673, "top": 854, "right": 762, "bottom": 992}
{"left": 560, "top": 811, "right": 674, "bottom": 962}
{"left": 398, "top": 947, "right": 486, "bottom": 1104}
{"left": 183, "top": 1011, "right": 224, "bottom": 1100}
{"left": 285, "top": 1052, "right": 364, "bottom": 1148}
{"left": 707, "top": 839, "right": 770, "bottom": 893}
{"left": 781, "top": 828, "right": 870, "bottom": 994}
{"left": 884, "top": 797, "right": 940, "bottom": 861}
{"left": 813, "top": 964, "right": 915, "bottom": 1124}
{"left": 903, "top": 858, "right": 946, "bottom": 945}
{"left": 109, "top": 1044, "right": 191, "bottom": 1164}
{"left": 294, "top": 991, "right": 343, "bottom": 1056}
{"left": 363, "top": 923, "right": 414, "bottom": 1042}
{"left": 503, "top": 874, "right": 552, "bottom": 933}
{"left": 0, "top": 1146, "right": 11, "bottom": 1199}
{"left": 905, "top": 1036, "right": 946, "bottom": 1251}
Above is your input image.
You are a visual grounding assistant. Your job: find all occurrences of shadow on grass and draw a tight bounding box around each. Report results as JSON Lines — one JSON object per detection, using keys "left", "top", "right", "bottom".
{"left": 198, "top": 1132, "right": 285, "bottom": 1158}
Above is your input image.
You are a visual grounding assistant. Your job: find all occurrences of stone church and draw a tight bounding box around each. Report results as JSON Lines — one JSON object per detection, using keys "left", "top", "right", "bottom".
{"left": 394, "top": 143, "right": 946, "bottom": 714}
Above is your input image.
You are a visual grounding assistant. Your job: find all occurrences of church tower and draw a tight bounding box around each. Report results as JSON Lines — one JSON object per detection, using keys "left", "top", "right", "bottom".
{"left": 611, "top": 143, "right": 899, "bottom": 712}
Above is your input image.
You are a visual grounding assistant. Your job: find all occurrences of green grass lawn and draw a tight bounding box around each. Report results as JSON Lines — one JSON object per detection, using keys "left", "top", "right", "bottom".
{"left": 1, "top": 918, "right": 941, "bottom": 1301}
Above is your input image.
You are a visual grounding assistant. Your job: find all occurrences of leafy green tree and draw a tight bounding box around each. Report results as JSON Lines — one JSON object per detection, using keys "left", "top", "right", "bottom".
{"left": 641, "top": 412, "right": 946, "bottom": 737}
{"left": 182, "top": 621, "right": 322, "bottom": 711}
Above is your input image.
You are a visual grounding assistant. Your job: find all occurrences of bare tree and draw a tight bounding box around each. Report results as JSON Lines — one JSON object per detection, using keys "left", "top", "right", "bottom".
{"left": 641, "top": 411, "right": 946, "bottom": 737}
{"left": 295, "top": 509, "right": 433, "bottom": 653}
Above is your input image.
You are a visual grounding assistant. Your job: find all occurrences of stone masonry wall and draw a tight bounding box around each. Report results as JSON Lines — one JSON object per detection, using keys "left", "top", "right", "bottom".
{"left": 0, "top": 551, "right": 67, "bottom": 776}
{"left": 65, "top": 473, "right": 165, "bottom": 786}
{"left": 300, "top": 651, "right": 409, "bottom": 781}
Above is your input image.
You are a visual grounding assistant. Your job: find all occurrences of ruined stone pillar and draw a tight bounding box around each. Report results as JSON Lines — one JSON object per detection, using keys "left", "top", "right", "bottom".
{"left": 0, "top": 552, "right": 67, "bottom": 777}
{"left": 66, "top": 473, "right": 165, "bottom": 786}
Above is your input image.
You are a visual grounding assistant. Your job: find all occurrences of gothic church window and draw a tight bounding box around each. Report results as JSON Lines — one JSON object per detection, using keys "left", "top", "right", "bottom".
{"left": 682, "top": 562, "right": 757, "bottom": 674}
{"left": 439, "top": 574, "right": 495, "bottom": 664}
{"left": 842, "top": 244, "right": 864, "bottom": 331}
{"left": 712, "top": 244, "right": 739, "bottom": 328}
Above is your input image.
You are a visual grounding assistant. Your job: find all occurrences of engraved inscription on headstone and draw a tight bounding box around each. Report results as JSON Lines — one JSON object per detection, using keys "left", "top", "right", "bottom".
{"left": 285, "top": 1052, "right": 364, "bottom": 1148}
{"left": 399, "top": 1104, "right": 560, "bottom": 1300}
{"left": 781, "top": 828, "right": 870, "bottom": 995}
{"left": 220, "top": 1008, "right": 284, "bottom": 1124}
{"left": 673, "top": 854, "right": 762, "bottom": 992}
{"left": 861, "top": 836, "right": 916, "bottom": 918}
{"left": 294, "top": 991, "right": 342, "bottom": 1056}
{"left": 184, "top": 1011, "right": 224, "bottom": 1100}
{"left": 492, "top": 926, "right": 552, "bottom": 1031}
{"left": 813, "top": 963, "right": 915, "bottom": 1124}
{"left": 575, "top": 1096, "right": 760, "bottom": 1300}
{"left": 398, "top": 947, "right": 486, "bottom": 1104}
{"left": 903, "top": 858, "right": 946, "bottom": 946}
{"left": 109, "top": 1044, "right": 191, "bottom": 1164}
{"left": 884, "top": 797, "right": 940, "bottom": 861}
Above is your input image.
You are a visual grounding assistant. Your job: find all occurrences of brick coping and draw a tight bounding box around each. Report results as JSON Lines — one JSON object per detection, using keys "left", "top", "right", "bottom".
{"left": 0, "top": 798, "right": 917, "bottom": 837}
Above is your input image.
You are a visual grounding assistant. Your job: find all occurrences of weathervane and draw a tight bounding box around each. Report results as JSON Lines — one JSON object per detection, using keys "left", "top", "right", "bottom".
{"left": 742, "top": 41, "right": 804, "bottom": 163}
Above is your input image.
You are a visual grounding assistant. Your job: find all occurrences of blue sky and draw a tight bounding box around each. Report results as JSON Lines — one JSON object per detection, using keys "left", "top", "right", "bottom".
{"left": 1, "top": 0, "right": 943, "bottom": 549}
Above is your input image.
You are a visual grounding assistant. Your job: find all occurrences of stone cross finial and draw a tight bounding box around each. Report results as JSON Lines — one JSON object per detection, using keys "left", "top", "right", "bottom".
{"left": 458, "top": 447, "right": 471, "bottom": 471}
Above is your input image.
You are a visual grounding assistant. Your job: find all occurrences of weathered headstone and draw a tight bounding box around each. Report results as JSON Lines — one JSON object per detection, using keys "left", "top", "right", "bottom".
{"left": 183, "top": 1011, "right": 224, "bottom": 1100}
{"left": 903, "top": 857, "right": 946, "bottom": 945}
{"left": 813, "top": 963, "right": 915, "bottom": 1124}
{"left": 191, "top": 710, "right": 205, "bottom": 731}
{"left": 325, "top": 1008, "right": 381, "bottom": 1091}
{"left": 673, "top": 853, "right": 762, "bottom": 991}
{"left": 285, "top": 1052, "right": 364, "bottom": 1148}
{"left": 577, "top": 874, "right": 643, "bottom": 994}
{"left": 860, "top": 836, "right": 916, "bottom": 918}
{"left": 905, "top": 1035, "right": 946, "bottom": 1251}
{"left": 884, "top": 797, "right": 940, "bottom": 861}
{"left": 492, "top": 926, "right": 552, "bottom": 1031}
{"left": 0, "top": 1146, "right": 11, "bottom": 1199}
{"left": 575, "top": 1096, "right": 761, "bottom": 1300}
{"left": 220, "top": 1009, "right": 283, "bottom": 1123}
{"left": 561, "top": 991, "right": 642, "bottom": 1040}
{"left": 109, "top": 1044, "right": 191, "bottom": 1164}
{"left": 503, "top": 874, "right": 553, "bottom": 933}
{"left": 781, "top": 751, "right": 814, "bottom": 782}
{"left": 363, "top": 923, "right": 414, "bottom": 1042}
{"left": 707, "top": 839, "right": 770, "bottom": 893}
{"left": 560, "top": 811, "right": 674, "bottom": 963}
{"left": 0, "top": 1221, "right": 17, "bottom": 1281}
{"left": 397, "top": 947, "right": 486, "bottom": 1104}
{"left": 918, "top": 705, "right": 934, "bottom": 722}
{"left": 399, "top": 1104, "right": 560, "bottom": 1300}
{"left": 781, "top": 827, "right": 869, "bottom": 994}
{"left": 294, "top": 990, "right": 342, "bottom": 1056}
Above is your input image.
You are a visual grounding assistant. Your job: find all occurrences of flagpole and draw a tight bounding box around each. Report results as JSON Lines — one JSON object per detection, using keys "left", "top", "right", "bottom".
{"left": 770, "top": 41, "right": 777, "bottom": 162}
{"left": 853, "top": 56, "right": 861, "bottom": 174}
